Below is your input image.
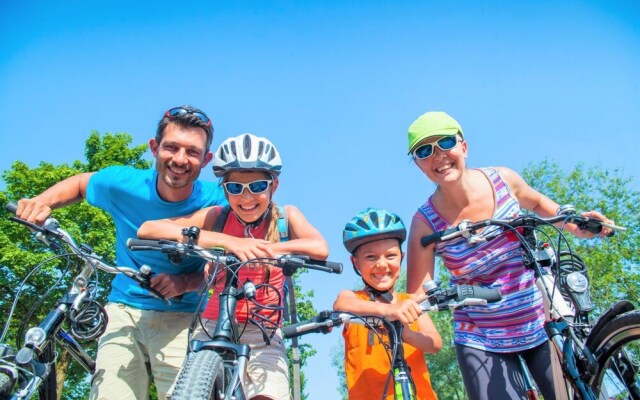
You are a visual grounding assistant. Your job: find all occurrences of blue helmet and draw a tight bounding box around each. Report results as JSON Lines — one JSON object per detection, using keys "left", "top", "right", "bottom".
{"left": 343, "top": 208, "right": 407, "bottom": 254}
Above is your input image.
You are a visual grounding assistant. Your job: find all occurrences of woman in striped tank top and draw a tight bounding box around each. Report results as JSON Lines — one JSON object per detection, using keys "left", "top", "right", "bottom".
{"left": 403, "top": 111, "right": 615, "bottom": 400}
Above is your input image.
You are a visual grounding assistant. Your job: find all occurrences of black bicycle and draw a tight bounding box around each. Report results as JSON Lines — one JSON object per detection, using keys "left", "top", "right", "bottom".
{"left": 282, "top": 281, "right": 501, "bottom": 400}
{"left": 126, "top": 232, "right": 343, "bottom": 400}
{"left": 0, "top": 202, "right": 167, "bottom": 400}
{"left": 420, "top": 205, "right": 638, "bottom": 400}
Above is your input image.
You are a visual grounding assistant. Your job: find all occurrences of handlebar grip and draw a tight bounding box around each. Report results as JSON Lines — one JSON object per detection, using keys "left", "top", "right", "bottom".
{"left": 421, "top": 226, "right": 462, "bottom": 247}
{"left": 574, "top": 218, "right": 603, "bottom": 235}
{"left": 282, "top": 312, "right": 334, "bottom": 338}
{"left": 127, "top": 238, "right": 165, "bottom": 251}
{"left": 421, "top": 231, "right": 444, "bottom": 247}
{"left": 457, "top": 285, "right": 502, "bottom": 303}
{"left": 310, "top": 260, "right": 343, "bottom": 274}
{"left": 5, "top": 202, "right": 18, "bottom": 215}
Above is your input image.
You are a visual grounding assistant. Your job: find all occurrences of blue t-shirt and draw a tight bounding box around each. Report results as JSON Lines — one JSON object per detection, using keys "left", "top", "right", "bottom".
{"left": 85, "top": 166, "right": 227, "bottom": 312}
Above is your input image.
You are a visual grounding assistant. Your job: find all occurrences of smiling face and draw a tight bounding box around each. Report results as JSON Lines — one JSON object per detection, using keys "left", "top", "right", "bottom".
{"left": 224, "top": 170, "right": 278, "bottom": 223}
{"left": 150, "top": 122, "right": 213, "bottom": 202}
{"left": 351, "top": 238, "right": 403, "bottom": 292}
{"left": 413, "top": 134, "right": 467, "bottom": 185}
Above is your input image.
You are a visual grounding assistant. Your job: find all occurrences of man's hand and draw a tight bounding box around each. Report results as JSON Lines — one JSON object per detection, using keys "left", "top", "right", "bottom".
{"left": 150, "top": 273, "right": 199, "bottom": 299}
{"left": 16, "top": 198, "right": 53, "bottom": 225}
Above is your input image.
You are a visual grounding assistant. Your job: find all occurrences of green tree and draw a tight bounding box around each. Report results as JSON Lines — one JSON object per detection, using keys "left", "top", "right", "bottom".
{"left": 521, "top": 160, "right": 640, "bottom": 311}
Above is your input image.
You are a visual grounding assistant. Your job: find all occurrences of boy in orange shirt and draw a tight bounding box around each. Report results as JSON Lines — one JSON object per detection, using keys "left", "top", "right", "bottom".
{"left": 334, "top": 208, "right": 442, "bottom": 399}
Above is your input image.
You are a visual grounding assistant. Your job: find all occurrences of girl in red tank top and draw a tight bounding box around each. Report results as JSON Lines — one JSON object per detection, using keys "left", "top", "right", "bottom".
{"left": 139, "top": 133, "right": 328, "bottom": 400}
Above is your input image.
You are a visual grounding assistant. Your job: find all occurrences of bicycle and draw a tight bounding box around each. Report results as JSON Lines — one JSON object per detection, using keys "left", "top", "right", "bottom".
{"left": 282, "top": 280, "right": 501, "bottom": 399}
{"left": 420, "top": 204, "right": 638, "bottom": 399}
{"left": 126, "top": 232, "right": 343, "bottom": 400}
{"left": 0, "top": 202, "right": 167, "bottom": 400}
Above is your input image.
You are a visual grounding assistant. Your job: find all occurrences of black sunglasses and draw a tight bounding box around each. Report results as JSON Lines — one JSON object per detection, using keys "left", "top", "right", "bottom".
{"left": 164, "top": 107, "right": 212, "bottom": 127}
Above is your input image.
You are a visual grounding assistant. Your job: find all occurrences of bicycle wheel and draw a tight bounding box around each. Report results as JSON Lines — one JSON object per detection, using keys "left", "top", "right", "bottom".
{"left": 171, "top": 350, "right": 225, "bottom": 400}
{"left": 587, "top": 310, "right": 640, "bottom": 399}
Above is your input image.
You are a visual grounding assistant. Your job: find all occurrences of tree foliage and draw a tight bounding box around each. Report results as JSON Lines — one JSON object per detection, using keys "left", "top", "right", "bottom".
{"left": 0, "top": 132, "right": 150, "bottom": 399}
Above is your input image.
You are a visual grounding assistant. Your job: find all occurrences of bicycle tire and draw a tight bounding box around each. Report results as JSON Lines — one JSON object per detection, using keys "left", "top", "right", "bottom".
{"left": 587, "top": 310, "right": 640, "bottom": 399}
{"left": 0, "top": 370, "right": 15, "bottom": 399}
{"left": 171, "top": 350, "right": 225, "bottom": 400}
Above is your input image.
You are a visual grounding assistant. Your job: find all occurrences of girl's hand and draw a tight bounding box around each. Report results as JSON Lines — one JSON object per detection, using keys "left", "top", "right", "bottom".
{"left": 226, "top": 236, "right": 275, "bottom": 262}
{"left": 385, "top": 299, "right": 422, "bottom": 325}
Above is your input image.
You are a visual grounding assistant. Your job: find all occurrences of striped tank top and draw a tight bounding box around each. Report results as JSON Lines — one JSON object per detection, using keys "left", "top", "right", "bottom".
{"left": 416, "top": 167, "right": 547, "bottom": 353}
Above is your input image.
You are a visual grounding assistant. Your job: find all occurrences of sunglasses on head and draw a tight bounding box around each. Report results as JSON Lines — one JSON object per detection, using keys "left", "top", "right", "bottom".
{"left": 412, "top": 135, "right": 461, "bottom": 160}
{"left": 223, "top": 180, "right": 272, "bottom": 196}
{"left": 164, "top": 107, "right": 212, "bottom": 127}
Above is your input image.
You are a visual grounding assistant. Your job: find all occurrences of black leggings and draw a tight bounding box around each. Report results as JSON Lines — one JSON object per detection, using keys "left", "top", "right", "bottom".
{"left": 456, "top": 342, "right": 556, "bottom": 400}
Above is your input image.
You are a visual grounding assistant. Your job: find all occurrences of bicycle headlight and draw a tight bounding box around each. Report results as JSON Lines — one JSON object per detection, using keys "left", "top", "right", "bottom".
{"left": 24, "top": 327, "right": 47, "bottom": 347}
{"left": 565, "top": 272, "right": 589, "bottom": 293}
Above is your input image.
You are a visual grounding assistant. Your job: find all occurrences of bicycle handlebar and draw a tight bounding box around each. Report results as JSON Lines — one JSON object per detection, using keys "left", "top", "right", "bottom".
{"left": 420, "top": 205, "right": 626, "bottom": 247}
{"left": 4, "top": 202, "right": 168, "bottom": 303}
{"left": 282, "top": 282, "right": 501, "bottom": 339}
{"left": 126, "top": 238, "right": 343, "bottom": 275}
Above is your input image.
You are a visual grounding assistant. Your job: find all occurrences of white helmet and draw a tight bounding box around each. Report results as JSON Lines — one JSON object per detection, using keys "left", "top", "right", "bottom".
{"left": 213, "top": 133, "right": 282, "bottom": 177}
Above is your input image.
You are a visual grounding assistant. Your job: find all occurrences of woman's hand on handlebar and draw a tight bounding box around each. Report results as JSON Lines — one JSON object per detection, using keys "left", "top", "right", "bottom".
{"left": 572, "top": 210, "right": 616, "bottom": 239}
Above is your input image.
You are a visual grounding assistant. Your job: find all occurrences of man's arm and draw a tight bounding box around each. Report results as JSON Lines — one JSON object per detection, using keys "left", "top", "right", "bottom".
{"left": 16, "top": 172, "right": 94, "bottom": 224}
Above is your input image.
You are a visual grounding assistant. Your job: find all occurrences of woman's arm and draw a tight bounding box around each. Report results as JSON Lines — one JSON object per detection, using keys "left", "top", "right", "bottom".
{"left": 406, "top": 214, "right": 437, "bottom": 295}
{"left": 499, "top": 167, "right": 614, "bottom": 238}
{"left": 402, "top": 312, "right": 442, "bottom": 354}
{"left": 266, "top": 205, "right": 329, "bottom": 260}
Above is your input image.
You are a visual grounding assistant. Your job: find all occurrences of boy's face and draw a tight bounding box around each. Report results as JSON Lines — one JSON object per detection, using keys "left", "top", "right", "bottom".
{"left": 351, "top": 238, "right": 403, "bottom": 292}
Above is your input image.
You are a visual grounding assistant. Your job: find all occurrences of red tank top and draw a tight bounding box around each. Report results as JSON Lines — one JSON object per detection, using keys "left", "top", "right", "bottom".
{"left": 202, "top": 207, "right": 284, "bottom": 324}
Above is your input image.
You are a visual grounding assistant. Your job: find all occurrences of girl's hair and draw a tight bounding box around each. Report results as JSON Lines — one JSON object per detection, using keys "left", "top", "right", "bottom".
{"left": 265, "top": 202, "right": 282, "bottom": 243}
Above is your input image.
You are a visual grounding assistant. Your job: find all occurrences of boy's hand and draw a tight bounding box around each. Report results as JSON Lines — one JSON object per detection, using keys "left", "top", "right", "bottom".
{"left": 385, "top": 299, "right": 422, "bottom": 325}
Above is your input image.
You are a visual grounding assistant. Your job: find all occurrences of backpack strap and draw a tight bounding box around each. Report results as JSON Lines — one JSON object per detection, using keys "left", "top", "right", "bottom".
{"left": 212, "top": 205, "right": 231, "bottom": 233}
{"left": 276, "top": 205, "right": 289, "bottom": 242}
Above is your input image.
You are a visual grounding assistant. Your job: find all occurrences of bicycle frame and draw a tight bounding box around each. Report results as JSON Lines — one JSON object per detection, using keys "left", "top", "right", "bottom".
{"left": 283, "top": 282, "right": 500, "bottom": 400}
{"left": 2, "top": 202, "right": 166, "bottom": 399}
{"left": 189, "top": 260, "right": 252, "bottom": 399}
{"left": 126, "top": 237, "right": 343, "bottom": 400}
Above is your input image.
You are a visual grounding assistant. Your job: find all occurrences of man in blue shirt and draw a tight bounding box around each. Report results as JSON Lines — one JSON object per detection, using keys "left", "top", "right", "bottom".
{"left": 16, "top": 105, "right": 227, "bottom": 399}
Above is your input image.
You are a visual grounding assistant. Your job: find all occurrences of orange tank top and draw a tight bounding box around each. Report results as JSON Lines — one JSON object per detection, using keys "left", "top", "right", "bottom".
{"left": 343, "top": 291, "right": 438, "bottom": 400}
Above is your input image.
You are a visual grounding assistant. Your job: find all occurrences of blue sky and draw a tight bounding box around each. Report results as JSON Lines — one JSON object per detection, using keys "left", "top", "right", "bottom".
{"left": 1, "top": 1, "right": 639, "bottom": 398}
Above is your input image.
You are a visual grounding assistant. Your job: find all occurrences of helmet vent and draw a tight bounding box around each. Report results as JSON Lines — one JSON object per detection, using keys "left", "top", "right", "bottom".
{"left": 258, "top": 141, "right": 265, "bottom": 156}
{"left": 370, "top": 211, "right": 379, "bottom": 227}
{"left": 268, "top": 146, "right": 276, "bottom": 161}
{"left": 356, "top": 220, "right": 370, "bottom": 230}
{"left": 384, "top": 214, "right": 392, "bottom": 227}
{"left": 229, "top": 142, "right": 237, "bottom": 157}
{"left": 243, "top": 134, "right": 252, "bottom": 158}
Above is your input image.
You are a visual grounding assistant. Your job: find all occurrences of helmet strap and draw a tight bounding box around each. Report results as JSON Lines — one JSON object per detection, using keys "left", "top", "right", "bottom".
{"left": 232, "top": 203, "right": 272, "bottom": 238}
{"left": 365, "top": 285, "right": 393, "bottom": 304}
